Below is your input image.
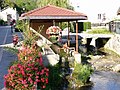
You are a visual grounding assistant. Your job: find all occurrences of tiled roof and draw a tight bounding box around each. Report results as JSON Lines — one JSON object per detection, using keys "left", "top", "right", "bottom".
{"left": 21, "top": 5, "right": 87, "bottom": 20}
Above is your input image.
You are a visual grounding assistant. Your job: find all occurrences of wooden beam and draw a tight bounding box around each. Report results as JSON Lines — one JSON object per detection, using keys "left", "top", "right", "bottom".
{"left": 76, "top": 21, "right": 78, "bottom": 53}
{"left": 68, "top": 21, "right": 70, "bottom": 46}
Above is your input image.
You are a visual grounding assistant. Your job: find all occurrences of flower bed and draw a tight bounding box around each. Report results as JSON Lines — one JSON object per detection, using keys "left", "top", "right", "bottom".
{"left": 4, "top": 43, "right": 49, "bottom": 90}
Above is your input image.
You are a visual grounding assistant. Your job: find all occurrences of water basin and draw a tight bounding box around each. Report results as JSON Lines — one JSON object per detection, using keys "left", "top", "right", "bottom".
{"left": 79, "top": 71, "right": 120, "bottom": 90}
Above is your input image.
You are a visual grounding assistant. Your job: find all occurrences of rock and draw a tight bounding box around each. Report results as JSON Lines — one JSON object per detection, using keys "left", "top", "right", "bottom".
{"left": 112, "top": 64, "right": 120, "bottom": 72}
{"left": 91, "top": 55, "right": 104, "bottom": 60}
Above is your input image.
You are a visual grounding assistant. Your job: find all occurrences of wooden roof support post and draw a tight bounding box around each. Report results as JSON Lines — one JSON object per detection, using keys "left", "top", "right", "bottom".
{"left": 76, "top": 21, "right": 78, "bottom": 53}
{"left": 68, "top": 21, "right": 70, "bottom": 46}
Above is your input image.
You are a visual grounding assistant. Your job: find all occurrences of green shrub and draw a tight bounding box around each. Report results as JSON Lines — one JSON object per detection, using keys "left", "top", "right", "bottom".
{"left": 45, "top": 64, "right": 63, "bottom": 90}
{"left": 49, "top": 36, "right": 58, "bottom": 43}
{"left": 0, "top": 19, "right": 5, "bottom": 25}
{"left": 83, "top": 22, "right": 91, "bottom": 31}
{"left": 71, "top": 63, "right": 93, "bottom": 87}
{"left": 15, "top": 20, "right": 24, "bottom": 32}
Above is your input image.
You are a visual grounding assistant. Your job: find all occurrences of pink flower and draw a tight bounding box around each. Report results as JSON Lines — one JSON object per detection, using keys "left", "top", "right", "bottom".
{"left": 38, "top": 52, "right": 42, "bottom": 57}
{"left": 42, "top": 85, "right": 46, "bottom": 88}
{"left": 36, "top": 76, "right": 39, "bottom": 79}
{"left": 22, "top": 86, "right": 25, "bottom": 89}
{"left": 28, "top": 77, "right": 32, "bottom": 81}
{"left": 18, "top": 71, "right": 21, "bottom": 74}
{"left": 41, "top": 78, "right": 45, "bottom": 82}
{"left": 4, "top": 81, "right": 6, "bottom": 87}
{"left": 39, "top": 57, "right": 43, "bottom": 65}
{"left": 46, "top": 72, "right": 49, "bottom": 76}
{"left": 30, "top": 80, "right": 33, "bottom": 83}
{"left": 21, "top": 70, "right": 25, "bottom": 76}
{"left": 45, "top": 78, "right": 48, "bottom": 84}
{"left": 29, "top": 74, "right": 32, "bottom": 77}
{"left": 28, "top": 63, "right": 31, "bottom": 66}
{"left": 40, "top": 69, "right": 44, "bottom": 75}
{"left": 4, "top": 43, "right": 49, "bottom": 89}
{"left": 22, "top": 80, "right": 27, "bottom": 84}
{"left": 34, "top": 68, "right": 38, "bottom": 70}
{"left": 26, "top": 68, "right": 30, "bottom": 70}
{"left": 36, "top": 79, "right": 40, "bottom": 82}
{"left": 29, "top": 56, "right": 33, "bottom": 61}
{"left": 24, "top": 84, "right": 28, "bottom": 87}
{"left": 46, "top": 26, "right": 61, "bottom": 34}
{"left": 34, "top": 81, "right": 37, "bottom": 85}
{"left": 37, "top": 72, "right": 39, "bottom": 75}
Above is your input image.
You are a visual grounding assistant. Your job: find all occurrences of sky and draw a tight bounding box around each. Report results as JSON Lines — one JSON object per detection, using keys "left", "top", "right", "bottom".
{"left": 70, "top": 0, "right": 120, "bottom": 22}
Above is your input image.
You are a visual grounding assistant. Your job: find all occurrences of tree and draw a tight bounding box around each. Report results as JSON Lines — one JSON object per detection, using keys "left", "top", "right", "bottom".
{"left": 36, "top": 0, "right": 74, "bottom": 10}
{"left": 36, "top": 0, "right": 74, "bottom": 30}
{"left": 3, "top": 0, "right": 74, "bottom": 15}
{"left": 0, "top": 0, "right": 5, "bottom": 9}
{"left": 4, "top": 0, "right": 37, "bottom": 15}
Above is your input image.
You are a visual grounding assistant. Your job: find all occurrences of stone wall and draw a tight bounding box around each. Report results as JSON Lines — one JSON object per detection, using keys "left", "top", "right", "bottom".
{"left": 104, "top": 34, "right": 120, "bottom": 55}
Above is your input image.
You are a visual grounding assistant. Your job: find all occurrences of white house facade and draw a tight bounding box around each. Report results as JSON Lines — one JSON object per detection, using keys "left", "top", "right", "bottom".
{"left": 0, "top": 7, "right": 19, "bottom": 25}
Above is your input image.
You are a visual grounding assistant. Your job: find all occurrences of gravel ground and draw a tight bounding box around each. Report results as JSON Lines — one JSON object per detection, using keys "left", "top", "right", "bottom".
{"left": 88, "top": 49, "right": 120, "bottom": 71}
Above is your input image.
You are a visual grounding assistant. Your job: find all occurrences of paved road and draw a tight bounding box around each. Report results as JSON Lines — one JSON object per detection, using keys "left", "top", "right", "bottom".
{"left": 0, "top": 26, "right": 18, "bottom": 89}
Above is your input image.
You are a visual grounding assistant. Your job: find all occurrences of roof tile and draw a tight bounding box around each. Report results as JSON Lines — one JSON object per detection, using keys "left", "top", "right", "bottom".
{"left": 21, "top": 5, "right": 87, "bottom": 17}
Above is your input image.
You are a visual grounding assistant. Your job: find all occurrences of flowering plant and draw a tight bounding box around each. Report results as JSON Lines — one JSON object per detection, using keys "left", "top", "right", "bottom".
{"left": 46, "top": 26, "right": 61, "bottom": 35}
{"left": 4, "top": 43, "right": 49, "bottom": 90}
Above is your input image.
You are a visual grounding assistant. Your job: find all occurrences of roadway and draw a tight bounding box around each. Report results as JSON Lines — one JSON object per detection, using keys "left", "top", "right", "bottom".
{"left": 0, "top": 26, "right": 18, "bottom": 89}
{"left": 0, "top": 26, "right": 58, "bottom": 89}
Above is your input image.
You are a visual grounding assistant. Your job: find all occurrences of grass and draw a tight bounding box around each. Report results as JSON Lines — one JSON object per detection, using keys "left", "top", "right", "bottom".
{"left": 87, "top": 28, "right": 112, "bottom": 34}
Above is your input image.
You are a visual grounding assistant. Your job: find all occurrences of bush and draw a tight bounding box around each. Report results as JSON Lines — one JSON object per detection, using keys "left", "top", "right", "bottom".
{"left": 45, "top": 64, "right": 63, "bottom": 90}
{"left": 70, "top": 63, "right": 93, "bottom": 87}
{"left": 83, "top": 22, "right": 91, "bottom": 31}
{"left": 15, "top": 20, "right": 24, "bottom": 32}
{"left": 4, "top": 43, "right": 49, "bottom": 90}
{"left": 49, "top": 36, "right": 57, "bottom": 43}
{"left": 0, "top": 19, "right": 5, "bottom": 25}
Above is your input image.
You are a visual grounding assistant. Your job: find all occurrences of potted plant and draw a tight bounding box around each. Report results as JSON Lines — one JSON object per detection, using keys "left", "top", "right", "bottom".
{"left": 46, "top": 26, "right": 61, "bottom": 35}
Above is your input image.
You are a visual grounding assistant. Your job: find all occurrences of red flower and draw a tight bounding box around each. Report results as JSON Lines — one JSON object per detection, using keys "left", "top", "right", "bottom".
{"left": 45, "top": 78, "right": 48, "bottom": 84}
{"left": 3, "top": 81, "right": 6, "bottom": 87}
{"left": 39, "top": 57, "right": 43, "bottom": 65}
{"left": 42, "top": 85, "right": 46, "bottom": 88}
{"left": 4, "top": 43, "right": 49, "bottom": 89}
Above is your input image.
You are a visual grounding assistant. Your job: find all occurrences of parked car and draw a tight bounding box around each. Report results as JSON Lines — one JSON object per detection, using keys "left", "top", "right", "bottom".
{"left": 58, "top": 35, "right": 82, "bottom": 46}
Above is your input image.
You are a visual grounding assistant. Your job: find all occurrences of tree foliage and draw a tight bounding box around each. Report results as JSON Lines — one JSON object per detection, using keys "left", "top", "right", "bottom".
{"left": 3, "top": 0, "right": 74, "bottom": 15}
{"left": 0, "top": 0, "right": 5, "bottom": 9}
{"left": 4, "top": 0, "right": 37, "bottom": 15}
{"left": 36, "top": 0, "right": 74, "bottom": 10}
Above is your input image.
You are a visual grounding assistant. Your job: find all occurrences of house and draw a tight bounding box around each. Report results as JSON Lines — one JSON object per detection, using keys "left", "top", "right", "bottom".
{"left": 0, "top": 7, "right": 19, "bottom": 25}
{"left": 20, "top": 5, "right": 87, "bottom": 36}
{"left": 20, "top": 5, "right": 87, "bottom": 52}
{"left": 108, "top": 7, "right": 120, "bottom": 34}
{"left": 117, "top": 7, "right": 120, "bottom": 15}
